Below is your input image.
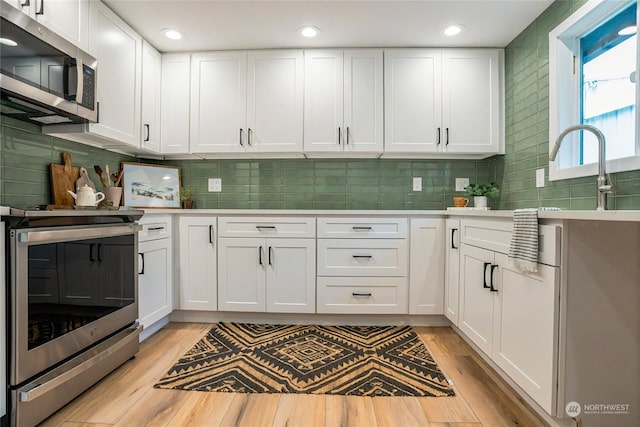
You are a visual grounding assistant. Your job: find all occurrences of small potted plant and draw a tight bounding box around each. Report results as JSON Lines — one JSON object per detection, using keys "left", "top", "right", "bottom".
{"left": 464, "top": 182, "right": 500, "bottom": 208}
{"left": 180, "top": 186, "right": 194, "bottom": 209}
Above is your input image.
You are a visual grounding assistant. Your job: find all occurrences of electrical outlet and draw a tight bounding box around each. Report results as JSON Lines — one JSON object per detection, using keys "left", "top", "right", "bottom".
{"left": 413, "top": 177, "right": 422, "bottom": 191}
{"left": 536, "top": 168, "right": 545, "bottom": 188}
{"left": 455, "top": 178, "right": 470, "bottom": 192}
{"left": 208, "top": 178, "right": 222, "bottom": 192}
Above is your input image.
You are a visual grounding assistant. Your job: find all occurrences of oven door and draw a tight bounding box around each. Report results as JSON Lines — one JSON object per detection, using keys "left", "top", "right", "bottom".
{"left": 10, "top": 223, "right": 139, "bottom": 386}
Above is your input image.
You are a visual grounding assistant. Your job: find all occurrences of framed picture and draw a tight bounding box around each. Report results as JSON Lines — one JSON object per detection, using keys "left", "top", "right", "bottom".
{"left": 121, "top": 162, "right": 181, "bottom": 208}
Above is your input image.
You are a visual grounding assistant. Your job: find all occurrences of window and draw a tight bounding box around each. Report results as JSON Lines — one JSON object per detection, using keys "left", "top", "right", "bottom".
{"left": 549, "top": 0, "right": 639, "bottom": 181}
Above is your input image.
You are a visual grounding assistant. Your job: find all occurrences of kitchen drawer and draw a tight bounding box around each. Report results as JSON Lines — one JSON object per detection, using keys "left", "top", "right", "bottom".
{"left": 317, "top": 239, "right": 408, "bottom": 277}
{"left": 138, "top": 215, "right": 172, "bottom": 242}
{"left": 218, "top": 217, "right": 316, "bottom": 238}
{"left": 460, "top": 218, "right": 561, "bottom": 266}
{"left": 317, "top": 277, "right": 408, "bottom": 314}
{"left": 317, "top": 217, "right": 407, "bottom": 239}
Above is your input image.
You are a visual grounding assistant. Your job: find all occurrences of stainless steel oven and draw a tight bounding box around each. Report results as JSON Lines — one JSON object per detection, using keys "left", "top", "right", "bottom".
{"left": 5, "top": 209, "right": 143, "bottom": 427}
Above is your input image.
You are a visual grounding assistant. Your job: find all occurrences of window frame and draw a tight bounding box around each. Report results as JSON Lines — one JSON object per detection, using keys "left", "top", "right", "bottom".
{"left": 549, "top": 0, "right": 640, "bottom": 181}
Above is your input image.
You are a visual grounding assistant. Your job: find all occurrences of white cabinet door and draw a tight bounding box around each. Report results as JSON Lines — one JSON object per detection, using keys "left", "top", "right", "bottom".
{"left": 303, "top": 50, "right": 344, "bottom": 152}
{"left": 218, "top": 237, "right": 266, "bottom": 312}
{"left": 444, "top": 219, "right": 461, "bottom": 324}
{"left": 138, "top": 238, "right": 172, "bottom": 330}
{"left": 247, "top": 50, "right": 304, "bottom": 153}
{"left": 384, "top": 49, "right": 442, "bottom": 153}
{"left": 266, "top": 238, "right": 316, "bottom": 313}
{"left": 190, "top": 51, "right": 247, "bottom": 153}
{"left": 409, "top": 218, "right": 444, "bottom": 315}
{"left": 343, "top": 49, "right": 383, "bottom": 153}
{"left": 34, "top": 0, "right": 89, "bottom": 52}
{"left": 493, "top": 253, "right": 559, "bottom": 414}
{"left": 161, "top": 53, "right": 190, "bottom": 154}
{"left": 141, "top": 41, "right": 161, "bottom": 153}
{"left": 459, "top": 244, "right": 496, "bottom": 355}
{"left": 88, "top": 1, "right": 141, "bottom": 147}
{"left": 178, "top": 217, "right": 217, "bottom": 310}
{"left": 442, "top": 49, "right": 500, "bottom": 153}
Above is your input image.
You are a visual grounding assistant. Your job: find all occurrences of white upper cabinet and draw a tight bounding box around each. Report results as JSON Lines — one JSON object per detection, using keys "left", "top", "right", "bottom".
{"left": 190, "top": 51, "right": 247, "bottom": 154}
{"left": 6, "top": 0, "right": 89, "bottom": 52}
{"left": 161, "top": 53, "right": 191, "bottom": 154}
{"left": 304, "top": 49, "right": 383, "bottom": 155}
{"left": 141, "top": 41, "right": 161, "bottom": 153}
{"left": 247, "top": 50, "right": 304, "bottom": 153}
{"left": 442, "top": 49, "right": 500, "bottom": 153}
{"left": 384, "top": 48, "right": 502, "bottom": 156}
{"left": 384, "top": 49, "right": 442, "bottom": 153}
{"left": 189, "top": 50, "right": 303, "bottom": 156}
{"left": 87, "top": 0, "right": 141, "bottom": 147}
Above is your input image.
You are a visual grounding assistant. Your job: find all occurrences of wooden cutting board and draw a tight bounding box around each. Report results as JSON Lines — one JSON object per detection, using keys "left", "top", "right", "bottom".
{"left": 50, "top": 152, "right": 80, "bottom": 208}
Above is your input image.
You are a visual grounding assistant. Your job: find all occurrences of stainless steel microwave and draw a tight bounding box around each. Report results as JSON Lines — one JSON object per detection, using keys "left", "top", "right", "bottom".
{"left": 0, "top": 3, "right": 97, "bottom": 125}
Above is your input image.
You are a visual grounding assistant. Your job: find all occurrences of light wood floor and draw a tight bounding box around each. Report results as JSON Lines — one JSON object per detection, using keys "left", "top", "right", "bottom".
{"left": 39, "top": 323, "right": 548, "bottom": 427}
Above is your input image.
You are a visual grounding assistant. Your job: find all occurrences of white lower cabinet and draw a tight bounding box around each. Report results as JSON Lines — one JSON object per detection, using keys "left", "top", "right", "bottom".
{"left": 408, "top": 218, "right": 444, "bottom": 314}
{"left": 137, "top": 215, "right": 173, "bottom": 333}
{"left": 316, "top": 217, "right": 409, "bottom": 314}
{"left": 217, "top": 216, "right": 316, "bottom": 313}
{"left": 458, "top": 218, "right": 560, "bottom": 415}
{"left": 217, "top": 237, "right": 315, "bottom": 313}
{"left": 178, "top": 217, "right": 217, "bottom": 310}
{"left": 444, "top": 219, "right": 461, "bottom": 324}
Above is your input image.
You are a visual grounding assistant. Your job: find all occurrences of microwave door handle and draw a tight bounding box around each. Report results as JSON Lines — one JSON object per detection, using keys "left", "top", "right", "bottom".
{"left": 75, "top": 58, "right": 84, "bottom": 106}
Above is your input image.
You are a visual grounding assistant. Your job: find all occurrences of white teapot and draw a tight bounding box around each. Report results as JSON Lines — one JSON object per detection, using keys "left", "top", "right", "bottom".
{"left": 68, "top": 185, "right": 105, "bottom": 207}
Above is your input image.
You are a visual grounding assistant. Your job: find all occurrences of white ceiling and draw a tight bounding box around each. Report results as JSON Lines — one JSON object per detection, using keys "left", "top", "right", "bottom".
{"left": 104, "top": 0, "right": 553, "bottom": 53}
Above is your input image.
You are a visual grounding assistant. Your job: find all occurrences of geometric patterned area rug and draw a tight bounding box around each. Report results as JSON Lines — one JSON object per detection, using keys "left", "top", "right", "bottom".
{"left": 154, "top": 323, "right": 454, "bottom": 397}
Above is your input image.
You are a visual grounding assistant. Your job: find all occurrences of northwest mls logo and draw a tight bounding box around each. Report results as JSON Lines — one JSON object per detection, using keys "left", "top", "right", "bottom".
{"left": 566, "top": 401, "right": 582, "bottom": 417}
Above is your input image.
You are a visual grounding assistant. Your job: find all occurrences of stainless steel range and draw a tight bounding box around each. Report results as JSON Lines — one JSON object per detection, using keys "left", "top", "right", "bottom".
{"left": 5, "top": 208, "right": 143, "bottom": 427}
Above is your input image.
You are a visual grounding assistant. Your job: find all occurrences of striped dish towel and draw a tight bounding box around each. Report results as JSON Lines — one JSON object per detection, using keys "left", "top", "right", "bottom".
{"left": 508, "top": 208, "right": 539, "bottom": 273}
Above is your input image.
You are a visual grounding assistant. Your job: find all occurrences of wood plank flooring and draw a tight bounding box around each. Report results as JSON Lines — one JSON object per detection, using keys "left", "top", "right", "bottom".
{"left": 39, "top": 323, "right": 547, "bottom": 427}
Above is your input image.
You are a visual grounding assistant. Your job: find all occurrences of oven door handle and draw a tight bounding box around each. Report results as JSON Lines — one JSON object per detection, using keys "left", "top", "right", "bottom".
{"left": 19, "top": 323, "right": 140, "bottom": 403}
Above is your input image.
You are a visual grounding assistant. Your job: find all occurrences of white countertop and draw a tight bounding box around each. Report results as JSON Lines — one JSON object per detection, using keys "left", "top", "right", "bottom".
{"left": 0, "top": 206, "right": 9, "bottom": 216}
{"left": 141, "top": 208, "right": 640, "bottom": 222}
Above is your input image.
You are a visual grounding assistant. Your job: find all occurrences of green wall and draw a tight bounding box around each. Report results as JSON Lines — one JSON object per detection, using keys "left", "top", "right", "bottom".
{"left": 493, "top": 0, "right": 640, "bottom": 210}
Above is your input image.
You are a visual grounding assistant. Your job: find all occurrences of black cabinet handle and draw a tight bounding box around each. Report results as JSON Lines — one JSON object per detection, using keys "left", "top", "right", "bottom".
{"left": 20, "top": 0, "right": 29, "bottom": 7}
{"left": 437, "top": 127, "right": 441, "bottom": 145}
{"left": 247, "top": 128, "right": 253, "bottom": 146}
{"left": 148, "top": 226, "right": 164, "bottom": 231}
{"left": 451, "top": 228, "right": 458, "bottom": 249}
{"left": 239, "top": 128, "right": 244, "bottom": 146}
{"left": 258, "top": 246, "right": 263, "bottom": 265}
{"left": 352, "top": 292, "right": 372, "bottom": 297}
{"left": 89, "top": 243, "right": 96, "bottom": 261}
{"left": 139, "top": 253, "right": 145, "bottom": 275}
{"left": 483, "top": 262, "right": 491, "bottom": 289}
{"left": 209, "top": 225, "right": 214, "bottom": 244}
{"left": 96, "top": 101, "right": 100, "bottom": 123}
{"left": 144, "top": 124, "right": 150, "bottom": 141}
{"left": 256, "top": 225, "right": 276, "bottom": 230}
{"left": 352, "top": 226, "right": 372, "bottom": 231}
{"left": 352, "top": 254, "right": 372, "bottom": 259}
{"left": 445, "top": 127, "right": 449, "bottom": 145}
{"left": 490, "top": 265, "right": 499, "bottom": 292}
{"left": 338, "top": 127, "right": 342, "bottom": 145}
{"left": 268, "top": 246, "right": 273, "bottom": 266}
{"left": 36, "top": 0, "right": 44, "bottom": 15}
{"left": 346, "top": 126, "right": 350, "bottom": 145}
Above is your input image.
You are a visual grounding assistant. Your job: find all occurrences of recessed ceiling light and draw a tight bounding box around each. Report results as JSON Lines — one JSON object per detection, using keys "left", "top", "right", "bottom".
{"left": 618, "top": 25, "right": 637, "bottom": 36}
{"left": 162, "top": 28, "right": 184, "bottom": 40}
{"left": 299, "top": 26, "right": 320, "bottom": 38}
{"left": 441, "top": 24, "right": 465, "bottom": 37}
{"left": 0, "top": 38, "right": 18, "bottom": 47}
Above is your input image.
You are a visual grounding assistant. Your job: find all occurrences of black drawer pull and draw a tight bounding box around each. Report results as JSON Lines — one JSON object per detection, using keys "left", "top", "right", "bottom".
{"left": 352, "top": 254, "right": 372, "bottom": 259}
{"left": 352, "top": 226, "right": 372, "bottom": 231}
{"left": 490, "top": 265, "right": 499, "bottom": 292}
{"left": 256, "top": 225, "right": 276, "bottom": 229}
{"left": 258, "top": 246, "right": 263, "bottom": 265}
{"left": 148, "top": 226, "right": 165, "bottom": 231}
{"left": 483, "top": 262, "right": 491, "bottom": 289}
{"left": 451, "top": 228, "right": 458, "bottom": 249}
{"left": 352, "top": 292, "right": 372, "bottom": 297}
{"left": 139, "top": 253, "right": 145, "bottom": 275}
{"left": 209, "top": 225, "right": 214, "bottom": 244}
